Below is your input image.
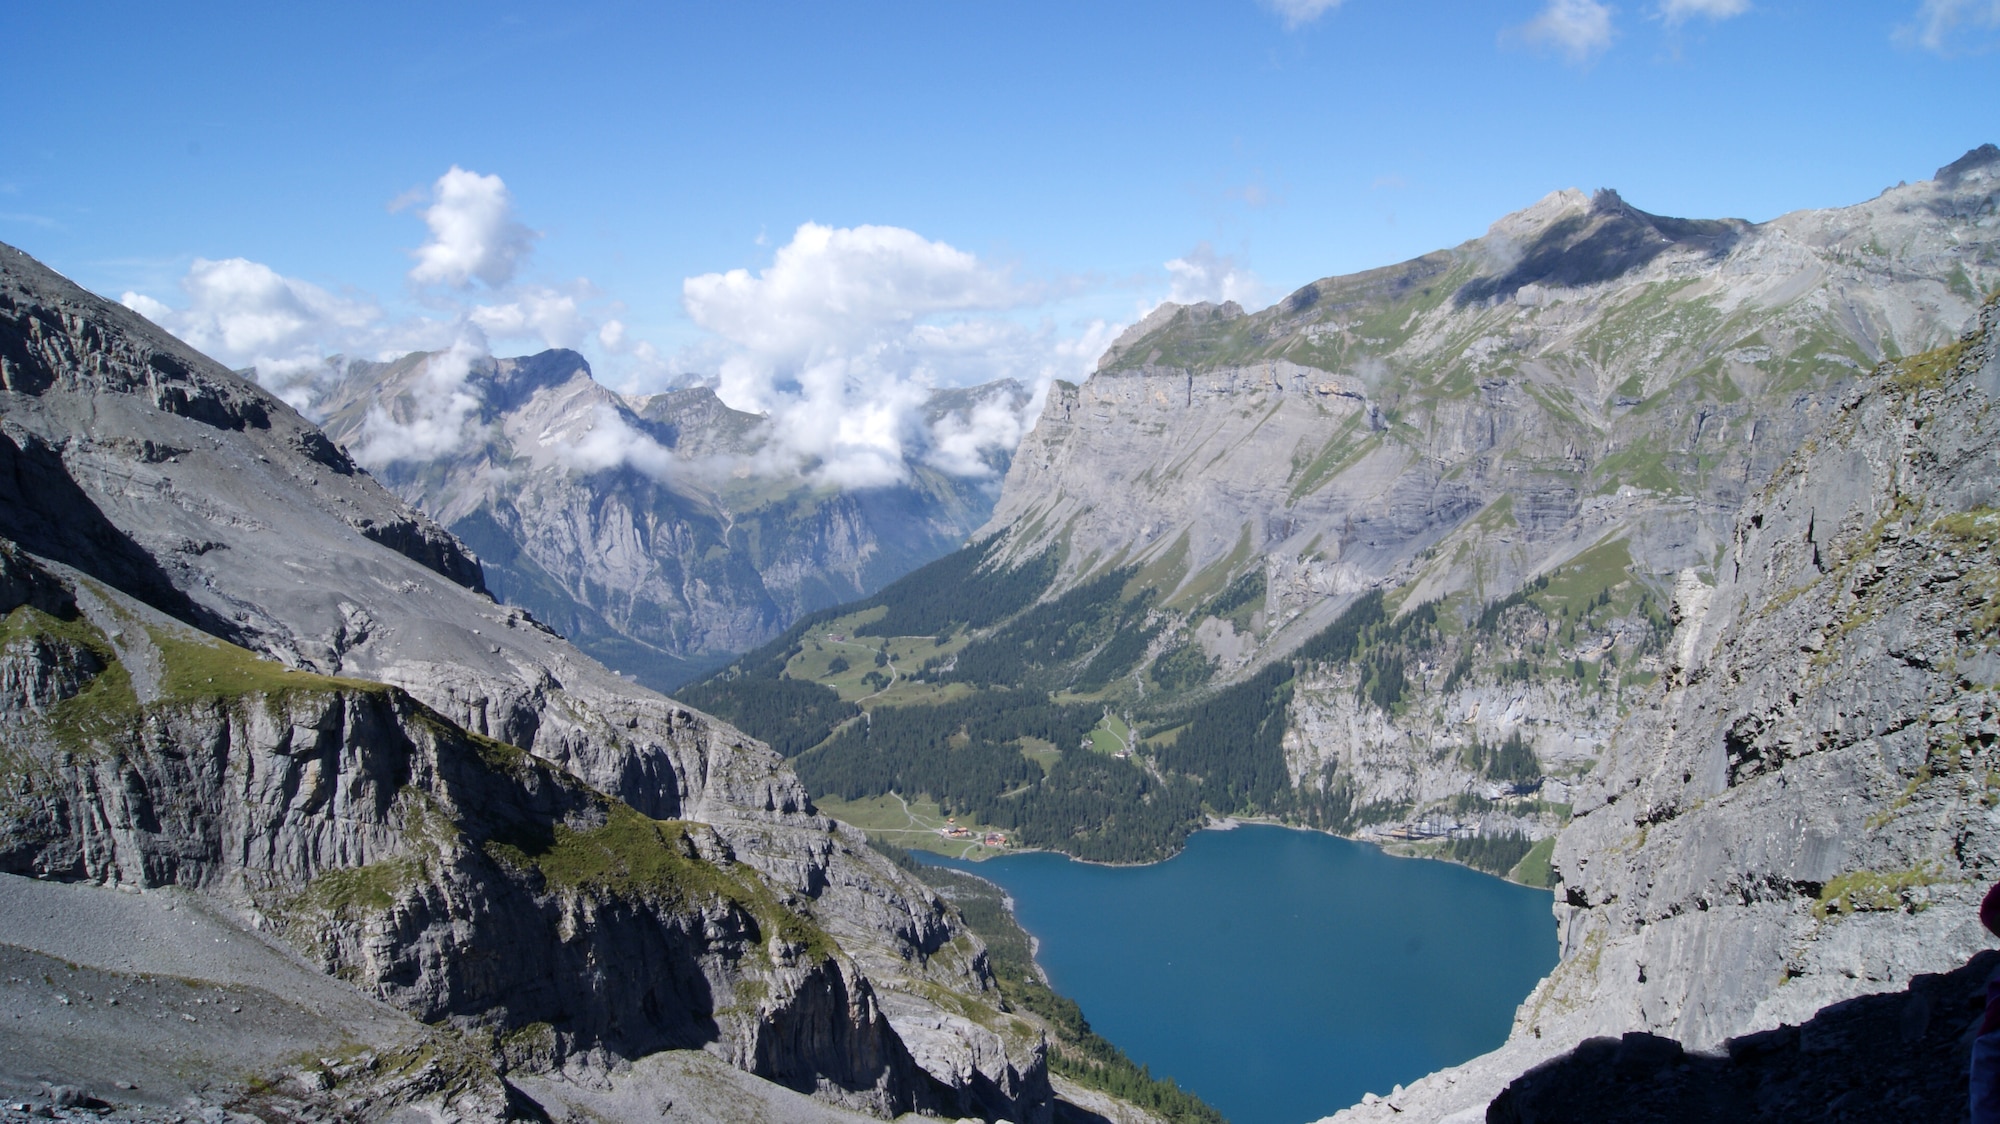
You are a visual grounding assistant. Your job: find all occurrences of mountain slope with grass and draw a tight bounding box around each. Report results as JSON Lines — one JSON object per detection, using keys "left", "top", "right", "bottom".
{"left": 685, "top": 147, "right": 1999, "bottom": 876}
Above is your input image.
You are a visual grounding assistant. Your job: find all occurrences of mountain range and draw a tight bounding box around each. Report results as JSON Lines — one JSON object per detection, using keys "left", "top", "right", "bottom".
{"left": 683, "top": 145, "right": 2000, "bottom": 871}
{"left": 307, "top": 348, "right": 1026, "bottom": 691}
{"left": 4, "top": 142, "right": 2000, "bottom": 1123}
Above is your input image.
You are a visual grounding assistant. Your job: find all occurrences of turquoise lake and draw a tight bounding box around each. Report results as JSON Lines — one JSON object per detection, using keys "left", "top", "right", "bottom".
{"left": 925, "top": 824, "right": 1557, "bottom": 1124}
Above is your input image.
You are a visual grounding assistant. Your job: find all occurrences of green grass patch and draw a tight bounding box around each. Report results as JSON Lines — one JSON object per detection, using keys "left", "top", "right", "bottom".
{"left": 1018, "top": 736, "right": 1062, "bottom": 773}
{"left": 486, "top": 803, "right": 837, "bottom": 960}
{"left": 1087, "top": 712, "right": 1134, "bottom": 756}
{"left": 148, "top": 624, "right": 380, "bottom": 704}
{"left": 1934, "top": 507, "right": 2000, "bottom": 549}
{"left": 293, "top": 857, "right": 425, "bottom": 919}
{"left": 1890, "top": 336, "right": 1973, "bottom": 392}
{"left": 1814, "top": 866, "right": 1943, "bottom": 919}
{"left": 813, "top": 793, "right": 1012, "bottom": 860}
{"left": 1509, "top": 837, "right": 1557, "bottom": 888}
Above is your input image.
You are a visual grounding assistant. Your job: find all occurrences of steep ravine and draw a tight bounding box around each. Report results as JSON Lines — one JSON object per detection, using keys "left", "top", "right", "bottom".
{"left": 1322, "top": 291, "right": 2000, "bottom": 1122}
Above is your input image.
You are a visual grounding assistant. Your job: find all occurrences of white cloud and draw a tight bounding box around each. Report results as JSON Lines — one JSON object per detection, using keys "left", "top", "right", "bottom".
{"left": 122, "top": 257, "right": 378, "bottom": 367}
{"left": 684, "top": 222, "right": 1026, "bottom": 368}
{"left": 677, "top": 222, "right": 1091, "bottom": 489}
{"left": 1897, "top": 0, "right": 2000, "bottom": 52}
{"left": 1165, "top": 243, "right": 1269, "bottom": 307}
{"left": 1659, "top": 0, "right": 1747, "bottom": 21}
{"left": 469, "top": 287, "right": 587, "bottom": 350}
{"left": 1260, "top": 0, "right": 1345, "bottom": 29}
{"left": 408, "top": 166, "right": 536, "bottom": 288}
{"left": 120, "top": 257, "right": 413, "bottom": 412}
{"left": 555, "top": 403, "right": 676, "bottom": 479}
{"left": 351, "top": 331, "right": 489, "bottom": 467}
{"left": 926, "top": 390, "right": 1034, "bottom": 478}
{"left": 1511, "top": 0, "right": 1616, "bottom": 62}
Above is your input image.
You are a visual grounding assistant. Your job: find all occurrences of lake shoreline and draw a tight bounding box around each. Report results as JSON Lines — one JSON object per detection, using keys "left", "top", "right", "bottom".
{"left": 901, "top": 810, "right": 1554, "bottom": 890}
{"left": 915, "top": 820, "right": 1559, "bottom": 1124}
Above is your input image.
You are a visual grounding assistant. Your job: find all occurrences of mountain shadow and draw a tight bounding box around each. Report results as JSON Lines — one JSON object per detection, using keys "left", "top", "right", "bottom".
{"left": 1487, "top": 949, "right": 1998, "bottom": 1122}
{"left": 1456, "top": 189, "right": 1745, "bottom": 306}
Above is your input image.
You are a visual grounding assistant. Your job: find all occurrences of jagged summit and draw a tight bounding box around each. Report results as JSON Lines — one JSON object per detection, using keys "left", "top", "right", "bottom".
{"left": 1455, "top": 187, "right": 1747, "bottom": 306}
{"left": 1939, "top": 141, "right": 2000, "bottom": 186}
{"left": 309, "top": 342, "right": 1026, "bottom": 690}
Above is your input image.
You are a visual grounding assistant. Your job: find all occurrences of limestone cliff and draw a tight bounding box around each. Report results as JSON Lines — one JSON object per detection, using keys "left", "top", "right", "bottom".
{"left": 1321, "top": 286, "right": 2000, "bottom": 1124}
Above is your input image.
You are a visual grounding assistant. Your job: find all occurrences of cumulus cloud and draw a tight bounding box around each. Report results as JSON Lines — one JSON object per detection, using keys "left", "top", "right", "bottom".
{"left": 351, "top": 331, "right": 489, "bottom": 467}
{"left": 123, "top": 177, "right": 1105, "bottom": 491}
{"left": 1165, "top": 243, "right": 1269, "bottom": 307}
{"left": 684, "top": 222, "right": 1025, "bottom": 369}
{"left": 555, "top": 404, "right": 676, "bottom": 479}
{"left": 469, "top": 287, "right": 587, "bottom": 350}
{"left": 1659, "top": 0, "right": 1747, "bottom": 21}
{"left": 122, "top": 257, "right": 377, "bottom": 370}
{"left": 1260, "top": 0, "right": 1345, "bottom": 29}
{"left": 1510, "top": 0, "right": 1615, "bottom": 62}
{"left": 1897, "top": 0, "right": 2000, "bottom": 52}
{"left": 926, "top": 390, "right": 1034, "bottom": 478}
{"left": 676, "top": 222, "right": 1093, "bottom": 489}
{"left": 408, "top": 166, "right": 536, "bottom": 288}
{"left": 120, "top": 257, "right": 414, "bottom": 413}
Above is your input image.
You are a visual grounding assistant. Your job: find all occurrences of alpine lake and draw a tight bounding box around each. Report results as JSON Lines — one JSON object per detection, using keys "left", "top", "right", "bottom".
{"left": 923, "top": 823, "right": 1557, "bottom": 1124}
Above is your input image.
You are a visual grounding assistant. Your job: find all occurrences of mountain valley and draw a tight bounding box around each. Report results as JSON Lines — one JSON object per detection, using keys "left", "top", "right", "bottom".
{"left": 3, "top": 141, "right": 1999, "bottom": 1124}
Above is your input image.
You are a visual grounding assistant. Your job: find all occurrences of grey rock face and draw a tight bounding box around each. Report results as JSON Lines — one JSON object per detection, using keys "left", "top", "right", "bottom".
{"left": 1529, "top": 294, "right": 2000, "bottom": 1050}
{"left": 0, "top": 580, "right": 918, "bottom": 1110}
{"left": 1322, "top": 291, "right": 2000, "bottom": 1124}
{"left": 0, "top": 241, "right": 1051, "bottom": 1121}
{"left": 309, "top": 349, "right": 1019, "bottom": 691}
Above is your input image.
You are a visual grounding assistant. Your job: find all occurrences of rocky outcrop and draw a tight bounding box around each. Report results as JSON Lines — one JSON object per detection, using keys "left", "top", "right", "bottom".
{"left": 1320, "top": 289, "right": 2000, "bottom": 1124}
{"left": 0, "top": 240, "right": 1053, "bottom": 1121}
{"left": 308, "top": 349, "right": 1021, "bottom": 691}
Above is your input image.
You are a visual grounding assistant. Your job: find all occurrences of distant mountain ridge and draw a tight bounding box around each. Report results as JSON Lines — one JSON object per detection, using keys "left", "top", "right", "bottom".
{"left": 311, "top": 350, "right": 1025, "bottom": 690}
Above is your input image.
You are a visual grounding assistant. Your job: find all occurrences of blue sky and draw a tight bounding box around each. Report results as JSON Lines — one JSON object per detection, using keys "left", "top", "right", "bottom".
{"left": 2, "top": 0, "right": 1994, "bottom": 471}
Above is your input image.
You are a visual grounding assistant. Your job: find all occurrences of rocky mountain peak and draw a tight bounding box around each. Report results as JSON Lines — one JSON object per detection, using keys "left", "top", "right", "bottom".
{"left": 1457, "top": 187, "right": 1748, "bottom": 306}
{"left": 1096, "top": 301, "right": 1188, "bottom": 370}
{"left": 1938, "top": 141, "right": 2000, "bottom": 187}
{"left": 483, "top": 347, "right": 593, "bottom": 413}
{"left": 1482, "top": 186, "right": 1595, "bottom": 243}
